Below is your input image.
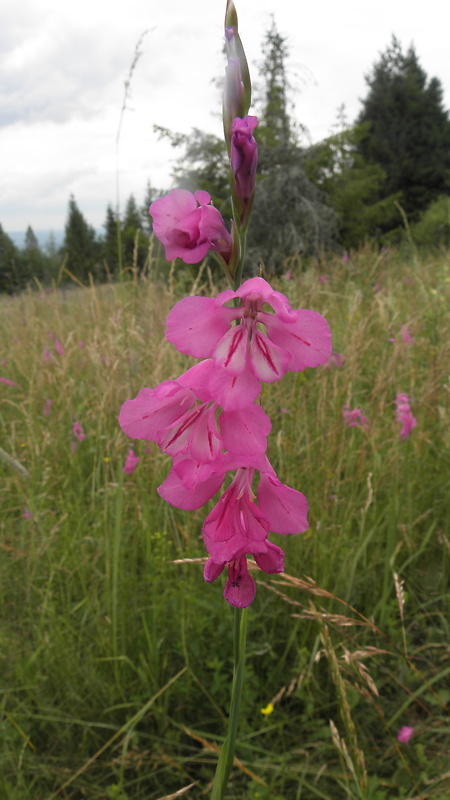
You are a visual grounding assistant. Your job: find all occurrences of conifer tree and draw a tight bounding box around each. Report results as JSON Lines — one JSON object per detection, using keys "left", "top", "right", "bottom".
{"left": 63, "top": 195, "right": 100, "bottom": 281}
{"left": 102, "top": 204, "right": 120, "bottom": 276}
{"left": 0, "top": 224, "right": 21, "bottom": 293}
{"left": 357, "top": 37, "right": 450, "bottom": 220}
{"left": 22, "top": 226, "right": 51, "bottom": 284}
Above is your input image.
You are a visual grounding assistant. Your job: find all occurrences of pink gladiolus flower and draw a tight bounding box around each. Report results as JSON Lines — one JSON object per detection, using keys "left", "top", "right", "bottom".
{"left": 205, "top": 555, "right": 257, "bottom": 608}
{"left": 119, "top": 375, "right": 271, "bottom": 463}
{"left": 397, "top": 726, "right": 414, "bottom": 744}
{"left": 395, "top": 393, "right": 417, "bottom": 440}
{"left": 166, "top": 277, "right": 332, "bottom": 403}
{"left": 230, "top": 116, "right": 258, "bottom": 205}
{"left": 55, "top": 339, "right": 64, "bottom": 355}
{"left": 73, "top": 421, "right": 86, "bottom": 442}
{"left": 343, "top": 404, "right": 368, "bottom": 428}
{"left": 123, "top": 448, "right": 140, "bottom": 474}
{"left": 0, "top": 376, "right": 18, "bottom": 387}
{"left": 200, "top": 463, "right": 308, "bottom": 608}
{"left": 149, "top": 189, "right": 232, "bottom": 265}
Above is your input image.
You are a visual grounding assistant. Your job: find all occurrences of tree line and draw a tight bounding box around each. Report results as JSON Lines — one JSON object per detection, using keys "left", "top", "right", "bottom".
{"left": 2, "top": 24, "right": 450, "bottom": 292}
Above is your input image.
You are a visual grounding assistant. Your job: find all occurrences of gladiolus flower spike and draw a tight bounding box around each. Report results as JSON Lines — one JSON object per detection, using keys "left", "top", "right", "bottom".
{"left": 122, "top": 0, "right": 332, "bottom": 610}
{"left": 119, "top": 278, "right": 330, "bottom": 608}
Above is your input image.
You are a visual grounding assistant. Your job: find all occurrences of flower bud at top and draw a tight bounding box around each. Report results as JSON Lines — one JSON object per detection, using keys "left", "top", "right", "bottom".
{"left": 223, "top": 17, "right": 251, "bottom": 149}
{"left": 231, "top": 115, "right": 258, "bottom": 210}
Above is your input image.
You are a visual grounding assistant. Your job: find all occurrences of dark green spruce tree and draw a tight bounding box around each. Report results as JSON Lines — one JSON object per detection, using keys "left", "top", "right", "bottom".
{"left": 102, "top": 204, "right": 120, "bottom": 276}
{"left": 22, "top": 226, "right": 52, "bottom": 284}
{"left": 357, "top": 37, "right": 450, "bottom": 222}
{"left": 0, "top": 224, "right": 22, "bottom": 293}
{"left": 63, "top": 196, "right": 100, "bottom": 282}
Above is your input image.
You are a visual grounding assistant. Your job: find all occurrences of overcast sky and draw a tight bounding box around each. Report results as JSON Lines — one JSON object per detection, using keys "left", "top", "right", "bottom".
{"left": 1, "top": 0, "right": 450, "bottom": 235}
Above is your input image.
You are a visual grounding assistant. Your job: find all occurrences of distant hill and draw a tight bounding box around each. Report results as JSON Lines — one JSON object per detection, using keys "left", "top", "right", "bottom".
{"left": 7, "top": 230, "right": 65, "bottom": 251}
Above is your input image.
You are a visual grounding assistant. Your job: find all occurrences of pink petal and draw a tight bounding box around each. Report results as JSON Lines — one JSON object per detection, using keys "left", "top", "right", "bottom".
{"left": 254, "top": 542, "right": 285, "bottom": 573}
{"left": 208, "top": 365, "right": 261, "bottom": 410}
{"left": 204, "top": 557, "right": 225, "bottom": 583}
{"left": 213, "top": 325, "right": 249, "bottom": 375}
{"left": 193, "top": 189, "right": 211, "bottom": 205}
{"left": 236, "top": 277, "right": 295, "bottom": 322}
{"left": 157, "top": 464, "right": 223, "bottom": 510}
{"left": 150, "top": 189, "right": 198, "bottom": 243}
{"left": 265, "top": 310, "right": 332, "bottom": 370}
{"left": 166, "top": 297, "right": 234, "bottom": 358}
{"left": 257, "top": 473, "right": 308, "bottom": 534}
{"left": 224, "top": 557, "right": 256, "bottom": 608}
{"left": 251, "top": 330, "right": 291, "bottom": 382}
{"left": 118, "top": 383, "right": 194, "bottom": 441}
{"left": 220, "top": 404, "right": 271, "bottom": 454}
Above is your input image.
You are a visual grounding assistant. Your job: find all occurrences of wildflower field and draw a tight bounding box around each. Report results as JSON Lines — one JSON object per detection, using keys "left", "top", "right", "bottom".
{"left": 1, "top": 245, "right": 449, "bottom": 799}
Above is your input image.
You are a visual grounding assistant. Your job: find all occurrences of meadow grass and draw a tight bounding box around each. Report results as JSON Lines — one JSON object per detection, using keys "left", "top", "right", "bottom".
{"left": 0, "top": 244, "right": 449, "bottom": 799}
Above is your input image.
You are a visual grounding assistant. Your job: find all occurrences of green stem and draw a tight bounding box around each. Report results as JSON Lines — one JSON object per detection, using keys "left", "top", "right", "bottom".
{"left": 211, "top": 607, "right": 248, "bottom": 799}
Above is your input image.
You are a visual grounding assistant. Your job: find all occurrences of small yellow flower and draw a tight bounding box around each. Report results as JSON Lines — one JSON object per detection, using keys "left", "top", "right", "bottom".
{"left": 260, "top": 703, "right": 274, "bottom": 716}
{"left": 103, "top": 457, "right": 110, "bottom": 463}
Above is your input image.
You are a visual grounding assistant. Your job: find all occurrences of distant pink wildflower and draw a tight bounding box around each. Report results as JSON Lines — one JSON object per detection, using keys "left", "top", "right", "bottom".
{"left": 341, "top": 252, "right": 349, "bottom": 264}
{"left": 0, "top": 376, "right": 18, "bottom": 387}
{"left": 325, "top": 352, "right": 345, "bottom": 369}
{"left": 400, "top": 325, "right": 414, "bottom": 345}
{"left": 319, "top": 274, "right": 326, "bottom": 284}
{"left": 79, "top": 340, "right": 85, "bottom": 349}
{"left": 55, "top": 339, "right": 65, "bottom": 355}
{"left": 395, "top": 393, "right": 417, "bottom": 440}
{"left": 150, "top": 189, "right": 233, "bottom": 265}
{"left": 397, "top": 726, "right": 414, "bottom": 744}
{"left": 43, "top": 398, "right": 53, "bottom": 416}
{"left": 123, "top": 448, "right": 140, "bottom": 474}
{"left": 73, "top": 421, "right": 86, "bottom": 442}
{"left": 343, "top": 404, "right": 368, "bottom": 428}
{"left": 43, "top": 349, "right": 52, "bottom": 362}
{"left": 22, "top": 507, "right": 32, "bottom": 520}
{"left": 284, "top": 270, "right": 293, "bottom": 280}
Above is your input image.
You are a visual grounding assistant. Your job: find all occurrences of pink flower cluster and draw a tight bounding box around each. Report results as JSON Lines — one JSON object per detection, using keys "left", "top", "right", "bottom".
{"left": 119, "top": 276, "right": 332, "bottom": 607}
{"left": 343, "top": 404, "right": 368, "bottom": 429}
{"left": 395, "top": 393, "right": 417, "bottom": 440}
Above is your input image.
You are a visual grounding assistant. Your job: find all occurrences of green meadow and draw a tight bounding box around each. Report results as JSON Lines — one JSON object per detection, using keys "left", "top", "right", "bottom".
{"left": 1, "top": 246, "right": 449, "bottom": 799}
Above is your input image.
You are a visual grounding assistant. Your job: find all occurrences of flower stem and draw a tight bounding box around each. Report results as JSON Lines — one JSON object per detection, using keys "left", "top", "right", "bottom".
{"left": 210, "top": 607, "right": 248, "bottom": 799}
